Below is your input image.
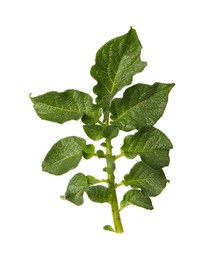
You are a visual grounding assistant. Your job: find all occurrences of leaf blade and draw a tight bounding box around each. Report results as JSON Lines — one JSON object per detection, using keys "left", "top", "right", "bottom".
{"left": 64, "top": 173, "right": 88, "bottom": 206}
{"left": 103, "top": 225, "right": 115, "bottom": 232}
{"left": 120, "top": 189, "right": 153, "bottom": 210}
{"left": 83, "top": 125, "right": 104, "bottom": 141}
{"left": 91, "top": 27, "right": 147, "bottom": 108}
{"left": 30, "top": 90, "right": 101, "bottom": 124}
{"left": 124, "top": 161, "right": 168, "bottom": 196}
{"left": 121, "top": 127, "right": 173, "bottom": 169}
{"left": 86, "top": 185, "right": 111, "bottom": 203}
{"left": 103, "top": 125, "right": 119, "bottom": 140}
{"left": 111, "top": 82, "right": 174, "bottom": 131}
{"left": 82, "top": 144, "right": 96, "bottom": 159}
{"left": 42, "top": 136, "right": 86, "bottom": 175}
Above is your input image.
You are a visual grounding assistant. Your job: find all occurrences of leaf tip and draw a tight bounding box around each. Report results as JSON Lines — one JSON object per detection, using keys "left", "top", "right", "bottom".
{"left": 29, "top": 93, "right": 34, "bottom": 101}
{"left": 143, "top": 61, "right": 148, "bottom": 67}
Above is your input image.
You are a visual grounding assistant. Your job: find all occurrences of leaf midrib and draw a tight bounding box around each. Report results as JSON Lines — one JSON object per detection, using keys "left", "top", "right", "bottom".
{"left": 35, "top": 102, "right": 84, "bottom": 115}
{"left": 44, "top": 151, "right": 82, "bottom": 167}
{"left": 109, "top": 31, "right": 132, "bottom": 94}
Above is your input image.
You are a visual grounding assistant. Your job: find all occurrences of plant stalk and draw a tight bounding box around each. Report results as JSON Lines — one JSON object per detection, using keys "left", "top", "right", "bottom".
{"left": 106, "top": 138, "right": 124, "bottom": 234}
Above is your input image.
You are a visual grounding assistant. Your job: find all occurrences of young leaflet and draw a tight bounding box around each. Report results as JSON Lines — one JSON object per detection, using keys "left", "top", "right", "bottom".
{"left": 30, "top": 27, "right": 174, "bottom": 234}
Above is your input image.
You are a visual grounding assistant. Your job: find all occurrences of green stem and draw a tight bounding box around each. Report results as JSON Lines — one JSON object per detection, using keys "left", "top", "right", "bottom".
{"left": 115, "top": 182, "right": 124, "bottom": 188}
{"left": 114, "top": 153, "right": 124, "bottom": 161}
{"left": 105, "top": 136, "right": 124, "bottom": 234}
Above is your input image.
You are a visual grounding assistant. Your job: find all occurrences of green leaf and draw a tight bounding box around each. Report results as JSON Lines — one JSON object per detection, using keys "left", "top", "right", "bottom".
{"left": 86, "top": 185, "right": 111, "bottom": 203}
{"left": 103, "top": 225, "right": 115, "bottom": 232}
{"left": 42, "top": 136, "right": 86, "bottom": 175}
{"left": 103, "top": 125, "right": 119, "bottom": 140}
{"left": 120, "top": 189, "right": 153, "bottom": 210}
{"left": 110, "top": 82, "right": 174, "bottom": 131}
{"left": 86, "top": 175, "right": 101, "bottom": 185}
{"left": 82, "top": 144, "right": 95, "bottom": 159}
{"left": 123, "top": 161, "right": 168, "bottom": 196}
{"left": 121, "top": 127, "right": 172, "bottom": 169}
{"left": 83, "top": 125, "right": 104, "bottom": 141}
{"left": 30, "top": 90, "right": 101, "bottom": 124}
{"left": 96, "top": 150, "right": 105, "bottom": 158}
{"left": 90, "top": 27, "right": 147, "bottom": 109}
{"left": 100, "top": 142, "right": 107, "bottom": 147}
{"left": 64, "top": 173, "right": 88, "bottom": 206}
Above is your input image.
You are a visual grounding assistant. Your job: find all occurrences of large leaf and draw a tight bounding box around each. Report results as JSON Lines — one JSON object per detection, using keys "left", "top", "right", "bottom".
{"left": 110, "top": 82, "right": 174, "bottom": 131}
{"left": 30, "top": 89, "right": 101, "bottom": 124}
{"left": 121, "top": 127, "right": 173, "bottom": 169}
{"left": 86, "top": 185, "right": 111, "bottom": 203}
{"left": 90, "top": 27, "right": 147, "bottom": 109}
{"left": 120, "top": 189, "right": 153, "bottom": 210}
{"left": 64, "top": 173, "right": 88, "bottom": 206}
{"left": 123, "top": 161, "right": 168, "bottom": 196}
{"left": 42, "top": 136, "right": 86, "bottom": 175}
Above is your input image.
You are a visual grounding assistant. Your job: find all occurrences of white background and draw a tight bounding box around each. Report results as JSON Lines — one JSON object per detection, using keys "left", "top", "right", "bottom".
{"left": 1, "top": 0, "right": 206, "bottom": 259}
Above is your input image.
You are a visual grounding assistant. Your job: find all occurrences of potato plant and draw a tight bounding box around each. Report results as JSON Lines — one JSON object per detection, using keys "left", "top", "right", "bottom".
{"left": 31, "top": 27, "right": 174, "bottom": 233}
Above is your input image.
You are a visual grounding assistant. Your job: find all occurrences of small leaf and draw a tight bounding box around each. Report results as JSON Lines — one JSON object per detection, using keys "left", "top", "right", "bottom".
{"left": 110, "top": 82, "right": 174, "bottom": 131}
{"left": 82, "top": 144, "right": 95, "bottom": 159}
{"left": 86, "top": 185, "right": 111, "bottom": 203}
{"left": 121, "top": 127, "right": 172, "bottom": 169}
{"left": 83, "top": 125, "right": 104, "bottom": 141}
{"left": 81, "top": 107, "right": 102, "bottom": 125}
{"left": 30, "top": 90, "right": 101, "bottom": 124}
{"left": 96, "top": 150, "right": 105, "bottom": 158}
{"left": 90, "top": 27, "right": 147, "bottom": 109}
{"left": 103, "top": 225, "right": 115, "bottom": 232}
{"left": 103, "top": 125, "right": 119, "bottom": 140}
{"left": 123, "top": 161, "right": 168, "bottom": 196}
{"left": 120, "top": 189, "right": 153, "bottom": 210}
{"left": 42, "top": 136, "right": 86, "bottom": 175}
{"left": 86, "top": 175, "right": 101, "bottom": 185}
{"left": 103, "top": 167, "right": 107, "bottom": 172}
{"left": 100, "top": 142, "right": 107, "bottom": 147}
{"left": 64, "top": 173, "right": 88, "bottom": 206}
